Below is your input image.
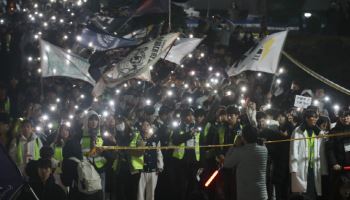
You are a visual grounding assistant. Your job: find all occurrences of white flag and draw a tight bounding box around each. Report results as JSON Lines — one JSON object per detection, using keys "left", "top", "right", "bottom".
{"left": 40, "top": 40, "right": 95, "bottom": 85}
{"left": 227, "top": 31, "right": 288, "bottom": 76}
{"left": 92, "top": 32, "right": 180, "bottom": 97}
{"left": 162, "top": 38, "right": 203, "bottom": 65}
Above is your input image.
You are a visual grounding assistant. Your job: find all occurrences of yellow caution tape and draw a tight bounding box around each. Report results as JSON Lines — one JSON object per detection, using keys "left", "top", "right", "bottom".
{"left": 91, "top": 131, "right": 350, "bottom": 152}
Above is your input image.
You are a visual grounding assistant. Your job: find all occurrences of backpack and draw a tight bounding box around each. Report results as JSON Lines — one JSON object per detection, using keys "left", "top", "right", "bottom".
{"left": 69, "top": 157, "right": 102, "bottom": 194}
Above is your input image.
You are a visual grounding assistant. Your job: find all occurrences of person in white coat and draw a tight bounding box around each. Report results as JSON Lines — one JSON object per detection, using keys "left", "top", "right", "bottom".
{"left": 290, "top": 109, "right": 328, "bottom": 199}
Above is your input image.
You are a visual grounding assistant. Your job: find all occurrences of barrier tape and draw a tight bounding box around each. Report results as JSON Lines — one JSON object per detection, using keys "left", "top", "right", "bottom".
{"left": 92, "top": 131, "right": 350, "bottom": 152}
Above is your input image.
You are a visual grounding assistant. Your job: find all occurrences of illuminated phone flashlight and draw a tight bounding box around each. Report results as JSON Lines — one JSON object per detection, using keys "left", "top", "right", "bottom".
{"left": 48, "top": 123, "right": 53, "bottom": 129}
{"left": 205, "top": 83, "right": 210, "bottom": 88}
{"left": 208, "top": 66, "right": 213, "bottom": 71}
{"left": 189, "top": 34, "right": 194, "bottom": 38}
{"left": 56, "top": 98, "right": 60, "bottom": 103}
{"left": 167, "top": 90, "right": 173, "bottom": 97}
{"left": 103, "top": 131, "right": 110, "bottom": 137}
{"left": 257, "top": 73, "right": 262, "bottom": 77}
{"left": 123, "top": 83, "right": 128, "bottom": 88}
{"left": 241, "top": 86, "right": 247, "bottom": 93}
{"left": 76, "top": 35, "right": 82, "bottom": 42}
{"left": 266, "top": 103, "right": 272, "bottom": 109}
{"left": 215, "top": 72, "right": 220, "bottom": 77}
{"left": 80, "top": 94, "right": 85, "bottom": 99}
{"left": 333, "top": 104, "right": 340, "bottom": 112}
{"left": 137, "top": 81, "right": 142, "bottom": 85}
{"left": 188, "top": 54, "right": 193, "bottom": 58}
{"left": 69, "top": 114, "right": 74, "bottom": 119}
{"left": 50, "top": 105, "right": 56, "bottom": 112}
{"left": 109, "top": 100, "right": 115, "bottom": 106}
{"left": 74, "top": 105, "right": 79, "bottom": 110}
{"left": 149, "top": 128, "right": 154, "bottom": 134}
{"left": 171, "top": 83, "right": 175, "bottom": 88}
{"left": 200, "top": 52, "right": 205, "bottom": 58}
{"left": 115, "top": 89, "right": 121, "bottom": 94}
{"left": 180, "top": 64, "right": 184, "bottom": 68}
{"left": 324, "top": 96, "right": 330, "bottom": 102}
{"left": 176, "top": 113, "right": 181, "bottom": 118}
{"left": 213, "top": 90, "right": 218, "bottom": 94}
{"left": 240, "top": 99, "right": 245, "bottom": 105}
{"left": 276, "top": 79, "right": 282, "bottom": 85}
{"left": 146, "top": 99, "right": 152, "bottom": 106}
{"left": 297, "top": 107, "right": 302, "bottom": 112}
{"left": 149, "top": 65, "right": 153, "bottom": 70}
{"left": 197, "top": 127, "right": 202, "bottom": 131}
{"left": 65, "top": 121, "right": 71, "bottom": 127}
{"left": 184, "top": 83, "right": 189, "bottom": 89}
{"left": 266, "top": 119, "right": 271, "bottom": 125}
{"left": 190, "top": 70, "right": 195, "bottom": 76}
{"left": 103, "top": 111, "right": 109, "bottom": 117}
{"left": 172, "top": 121, "right": 179, "bottom": 128}
{"left": 187, "top": 97, "right": 193, "bottom": 103}
{"left": 42, "top": 114, "right": 49, "bottom": 121}
{"left": 36, "top": 126, "right": 42, "bottom": 132}
{"left": 278, "top": 68, "right": 284, "bottom": 74}
{"left": 84, "top": 110, "right": 88, "bottom": 115}
{"left": 313, "top": 100, "right": 319, "bottom": 106}
{"left": 226, "top": 91, "right": 232, "bottom": 96}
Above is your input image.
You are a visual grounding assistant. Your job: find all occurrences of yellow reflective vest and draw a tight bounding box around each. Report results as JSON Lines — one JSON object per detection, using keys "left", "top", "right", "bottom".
{"left": 129, "top": 131, "right": 144, "bottom": 171}
{"left": 81, "top": 130, "right": 106, "bottom": 169}
{"left": 172, "top": 131, "right": 200, "bottom": 161}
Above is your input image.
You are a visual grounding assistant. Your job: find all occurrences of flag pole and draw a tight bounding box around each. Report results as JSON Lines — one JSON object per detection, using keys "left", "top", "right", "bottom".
{"left": 40, "top": 75, "right": 44, "bottom": 102}
{"left": 268, "top": 31, "right": 288, "bottom": 95}
{"left": 206, "top": 0, "right": 210, "bottom": 18}
{"left": 114, "top": 13, "right": 136, "bottom": 35}
{"left": 168, "top": 0, "right": 171, "bottom": 32}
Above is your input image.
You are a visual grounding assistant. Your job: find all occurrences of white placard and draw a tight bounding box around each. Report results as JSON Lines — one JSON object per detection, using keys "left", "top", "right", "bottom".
{"left": 294, "top": 95, "right": 312, "bottom": 109}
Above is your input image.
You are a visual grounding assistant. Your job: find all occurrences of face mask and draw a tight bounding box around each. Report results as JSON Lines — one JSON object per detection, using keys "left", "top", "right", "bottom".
{"left": 116, "top": 122, "right": 125, "bottom": 132}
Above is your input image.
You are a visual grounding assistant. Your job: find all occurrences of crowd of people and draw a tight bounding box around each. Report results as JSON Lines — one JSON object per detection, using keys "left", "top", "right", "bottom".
{"left": 1, "top": 1, "right": 350, "bottom": 200}
{"left": 1, "top": 58, "right": 350, "bottom": 200}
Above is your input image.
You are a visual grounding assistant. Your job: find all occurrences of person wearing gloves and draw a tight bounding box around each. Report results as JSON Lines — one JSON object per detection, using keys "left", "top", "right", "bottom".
{"left": 290, "top": 109, "right": 328, "bottom": 200}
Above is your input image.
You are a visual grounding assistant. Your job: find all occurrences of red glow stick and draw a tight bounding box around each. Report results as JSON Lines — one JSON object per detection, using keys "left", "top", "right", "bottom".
{"left": 205, "top": 170, "right": 219, "bottom": 187}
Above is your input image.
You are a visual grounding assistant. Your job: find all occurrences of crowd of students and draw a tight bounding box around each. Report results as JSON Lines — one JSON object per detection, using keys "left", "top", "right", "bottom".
{"left": 1, "top": 72, "right": 350, "bottom": 200}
